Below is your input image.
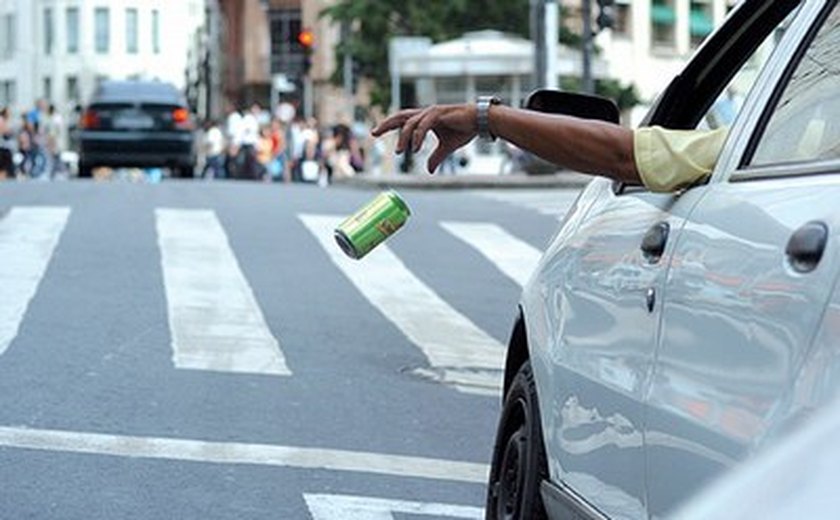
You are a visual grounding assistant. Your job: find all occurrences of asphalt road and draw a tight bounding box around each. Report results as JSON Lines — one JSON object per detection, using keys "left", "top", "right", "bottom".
{"left": 0, "top": 179, "right": 579, "bottom": 519}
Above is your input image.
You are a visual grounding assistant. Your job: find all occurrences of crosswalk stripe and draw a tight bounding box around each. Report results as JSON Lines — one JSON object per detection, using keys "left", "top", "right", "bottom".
{"left": 304, "top": 494, "right": 483, "bottom": 519}
{"left": 475, "top": 189, "right": 580, "bottom": 219}
{"left": 441, "top": 222, "right": 542, "bottom": 287}
{"left": 156, "top": 209, "right": 290, "bottom": 376}
{"left": 299, "top": 214, "right": 504, "bottom": 395}
{"left": 0, "top": 206, "right": 70, "bottom": 356}
{"left": 0, "top": 426, "right": 488, "bottom": 484}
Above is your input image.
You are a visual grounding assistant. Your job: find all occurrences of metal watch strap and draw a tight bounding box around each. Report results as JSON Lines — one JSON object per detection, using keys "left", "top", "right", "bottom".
{"left": 476, "top": 95, "right": 502, "bottom": 141}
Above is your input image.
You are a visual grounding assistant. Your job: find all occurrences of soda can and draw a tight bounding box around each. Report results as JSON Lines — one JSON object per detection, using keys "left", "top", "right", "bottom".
{"left": 334, "top": 190, "right": 411, "bottom": 260}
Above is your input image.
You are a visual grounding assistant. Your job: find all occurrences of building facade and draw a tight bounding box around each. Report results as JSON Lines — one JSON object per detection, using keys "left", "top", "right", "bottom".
{"left": 585, "top": 0, "right": 737, "bottom": 119}
{"left": 0, "top": 0, "right": 205, "bottom": 117}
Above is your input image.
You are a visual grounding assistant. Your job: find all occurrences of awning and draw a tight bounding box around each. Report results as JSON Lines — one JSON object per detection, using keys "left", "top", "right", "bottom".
{"left": 651, "top": 4, "right": 676, "bottom": 25}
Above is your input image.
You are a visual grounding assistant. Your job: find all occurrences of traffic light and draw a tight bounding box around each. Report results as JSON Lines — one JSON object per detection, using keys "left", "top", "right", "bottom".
{"left": 298, "top": 29, "right": 314, "bottom": 74}
{"left": 596, "top": 0, "right": 616, "bottom": 31}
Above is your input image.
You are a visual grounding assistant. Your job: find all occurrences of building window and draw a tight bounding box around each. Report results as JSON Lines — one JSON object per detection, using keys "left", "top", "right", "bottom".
{"left": 614, "top": 0, "right": 632, "bottom": 36}
{"left": 66, "top": 76, "right": 79, "bottom": 103}
{"left": 43, "top": 77, "right": 52, "bottom": 101}
{"left": 269, "top": 9, "right": 303, "bottom": 76}
{"left": 126, "top": 8, "right": 139, "bottom": 54}
{"left": 152, "top": 10, "right": 160, "bottom": 54}
{"left": 690, "top": 1, "right": 714, "bottom": 47}
{"left": 1, "top": 81, "right": 16, "bottom": 106}
{"left": 44, "top": 8, "right": 54, "bottom": 55}
{"left": 651, "top": 0, "right": 676, "bottom": 48}
{"left": 95, "top": 7, "right": 110, "bottom": 54}
{"left": 2, "top": 14, "right": 15, "bottom": 60}
{"left": 66, "top": 7, "right": 79, "bottom": 54}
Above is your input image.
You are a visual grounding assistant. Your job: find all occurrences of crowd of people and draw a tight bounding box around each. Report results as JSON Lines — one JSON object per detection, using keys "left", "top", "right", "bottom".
{"left": 0, "top": 99, "right": 67, "bottom": 181}
{"left": 0, "top": 97, "right": 372, "bottom": 183}
{"left": 201, "top": 101, "right": 368, "bottom": 185}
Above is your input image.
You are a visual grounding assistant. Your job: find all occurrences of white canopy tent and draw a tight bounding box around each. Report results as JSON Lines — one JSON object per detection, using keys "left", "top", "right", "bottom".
{"left": 389, "top": 31, "right": 607, "bottom": 174}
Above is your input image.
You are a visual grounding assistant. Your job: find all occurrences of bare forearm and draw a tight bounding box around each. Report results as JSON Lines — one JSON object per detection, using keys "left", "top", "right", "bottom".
{"left": 488, "top": 105, "right": 641, "bottom": 184}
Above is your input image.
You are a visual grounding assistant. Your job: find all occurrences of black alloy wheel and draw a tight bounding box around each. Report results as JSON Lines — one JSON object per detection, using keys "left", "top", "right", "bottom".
{"left": 486, "top": 361, "right": 549, "bottom": 520}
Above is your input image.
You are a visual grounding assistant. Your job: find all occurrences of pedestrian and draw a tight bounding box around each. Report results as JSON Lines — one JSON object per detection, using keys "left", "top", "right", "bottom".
{"left": 269, "top": 119, "right": 287, "bottom": 182}
{"left": 324, "top": 124, "right": 356, "bottom": 182}
{"left": 288, "top": 116, "right": 306, "bottom": 182}
{"left": 300, "top": 118, "right": 321, "bottom": 183}
{"left": 44, "top": 104, "right": 66, "bottom": 179}
{"left": 224, "top": 101, "right": 244, "bottom": 179}
{"left": 201, "top": 119, "right": 226, "bottom": 179}
{"left": 238, "top": 104, "right": 261, "bottom": 180}
{"left": 0, "top": 106, "right": 14, "bottom": 180}
{"left": 17, "top": 114, "right": 49, "bottom": 180}
{"left": 256, "top": 125, "right": 274, "bottom": 181}
{"left": 371, "top": 99, "right": 727, "bottom": 193}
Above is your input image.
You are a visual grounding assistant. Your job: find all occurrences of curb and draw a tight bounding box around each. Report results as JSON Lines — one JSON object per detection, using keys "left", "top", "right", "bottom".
{"left": 332, "top": 171, "right": 591, "bottom": 190}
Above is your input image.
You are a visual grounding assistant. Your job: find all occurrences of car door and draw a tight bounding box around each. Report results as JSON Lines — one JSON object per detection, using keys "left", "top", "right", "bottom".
{"left": 532, "top": 1, "right": 805, "bottom": 518}
{"left": 646, "top": 1, "right": 840, "bottom": 516}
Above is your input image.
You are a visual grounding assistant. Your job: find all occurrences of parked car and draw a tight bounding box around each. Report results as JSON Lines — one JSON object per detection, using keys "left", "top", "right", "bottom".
{"left": 485, "top": 0, "right": 840, "bottom": 518}
{"left": 77, "top": 80, "right": 196, "bottom": 178}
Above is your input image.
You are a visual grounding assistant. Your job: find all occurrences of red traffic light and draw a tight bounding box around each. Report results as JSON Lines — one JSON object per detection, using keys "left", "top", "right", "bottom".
{"left": 298, "top": 29, "right": 314, "bottom": 48}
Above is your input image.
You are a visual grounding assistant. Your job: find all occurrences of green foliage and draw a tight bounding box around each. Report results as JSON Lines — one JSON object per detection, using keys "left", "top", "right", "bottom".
{"left": 322, "top": 1, "right": 639, "bottom": 112}
{"left": 322, "top": 0, "right": 530, "bottom": 110}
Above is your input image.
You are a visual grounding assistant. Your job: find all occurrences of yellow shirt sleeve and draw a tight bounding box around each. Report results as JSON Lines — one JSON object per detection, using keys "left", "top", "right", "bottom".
{"left": 633, "top": 126, "right": 728, "bottom": 192}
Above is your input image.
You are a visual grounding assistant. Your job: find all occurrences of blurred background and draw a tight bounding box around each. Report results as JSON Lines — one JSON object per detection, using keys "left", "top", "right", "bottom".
{"left": 0, "top": 0, "right": 749, "bottom": 181}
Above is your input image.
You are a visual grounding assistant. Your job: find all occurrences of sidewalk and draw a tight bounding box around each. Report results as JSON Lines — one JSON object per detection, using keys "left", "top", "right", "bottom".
{"left": 333, "top": 171, "right": 591, "bottom": 190}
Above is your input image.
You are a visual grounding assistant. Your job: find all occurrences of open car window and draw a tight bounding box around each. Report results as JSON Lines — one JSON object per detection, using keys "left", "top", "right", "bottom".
{"left": 697, "top": 10, "right": 800, "bottom": 130}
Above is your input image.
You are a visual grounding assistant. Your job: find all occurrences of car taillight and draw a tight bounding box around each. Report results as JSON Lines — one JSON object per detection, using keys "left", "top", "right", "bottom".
{"left": 82, "top": 109, "right": 100, "bottom": 129}
{"left": 172, "top": 108, "right": 192, "bottom": 129}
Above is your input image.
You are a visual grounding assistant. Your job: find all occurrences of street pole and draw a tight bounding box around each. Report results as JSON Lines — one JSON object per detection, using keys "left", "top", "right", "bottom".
{"left": 544, "top": 0, "right": 559, "bottom": 90}
{"left": 531, "top": 0, "right": 545, "bottom": 89}
{"left": 581, "top": 0, "right": 595, "bottom": 94}
{"left": 342, "top": 22, "right": 354, "bottom": 122}
{"left": 532, "top": 0, "right": 559, "bottom": 90}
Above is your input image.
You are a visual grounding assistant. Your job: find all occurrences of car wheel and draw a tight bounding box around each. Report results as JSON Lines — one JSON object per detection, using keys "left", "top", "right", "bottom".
{"left": 78, "top": 163, "right": 93, "bottom": 178}
{"left": 486, "top": 361, "right": 549, "bottom": 520}
{"left": 174, "top": 165, "right": 195, "bottom": 179}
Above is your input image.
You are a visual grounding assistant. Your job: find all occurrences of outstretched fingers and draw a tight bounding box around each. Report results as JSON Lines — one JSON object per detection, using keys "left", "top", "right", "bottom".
{"left": 427, "top": 142, "right": 453, "bottom": 174}
{"left": 370, "top": 109, "right": 422, "bottom": 137}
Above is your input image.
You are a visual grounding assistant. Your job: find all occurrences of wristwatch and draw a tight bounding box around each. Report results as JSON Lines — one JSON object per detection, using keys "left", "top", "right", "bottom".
{"left": 476, "top": 95, "right": 502, "bottom": 141}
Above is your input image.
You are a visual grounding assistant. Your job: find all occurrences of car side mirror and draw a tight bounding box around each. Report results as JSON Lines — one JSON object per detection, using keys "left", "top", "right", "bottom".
{"left": 524, "top": 89, "right": 620, "bottom": 124}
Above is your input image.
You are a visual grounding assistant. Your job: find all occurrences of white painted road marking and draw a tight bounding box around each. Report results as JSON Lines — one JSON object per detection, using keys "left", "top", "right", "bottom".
{"left": 304, "top": 494, "right": 484, "bottom": 519}
{"left": 299, "top": 215, "right": 504, "bottom": 396}
{"left": 156, "top": 209, "right": 290, "bottom": 375}
{"left": 0, "top": 206, "right": 70, "bottom": 356}
{"left": 0, "top": 426, "right": 488, "bottom": 483}
{"left": 441, "top": 221, "right": 542, "bottom": 288}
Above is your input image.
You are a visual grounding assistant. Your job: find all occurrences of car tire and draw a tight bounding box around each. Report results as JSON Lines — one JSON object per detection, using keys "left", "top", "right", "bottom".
{"left": 486, "top": 361, "right": 549, "bottom": 520}
{"left": 78, "top": 162, "right": 93, "bottom": 178}
{"left": 174, "top": 165, "right": 195, "bottom": 179}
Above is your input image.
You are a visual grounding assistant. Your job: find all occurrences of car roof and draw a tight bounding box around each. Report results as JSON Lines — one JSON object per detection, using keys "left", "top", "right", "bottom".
{"left": 91, "top": 81, "right": 185, "bottom": 105}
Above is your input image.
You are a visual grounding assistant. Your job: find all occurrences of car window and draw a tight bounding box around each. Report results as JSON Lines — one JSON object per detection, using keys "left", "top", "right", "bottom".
{"left": 750, "top": 5, "right": 840, "bottom": 166}
{"left": 698, "top": 12, "right": 797, "bottom": 130}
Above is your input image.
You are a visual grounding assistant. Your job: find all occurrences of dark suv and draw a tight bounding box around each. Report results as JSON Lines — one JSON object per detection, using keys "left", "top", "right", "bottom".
{"left": 77, "top": 80, "right": 196, "bottom": 178}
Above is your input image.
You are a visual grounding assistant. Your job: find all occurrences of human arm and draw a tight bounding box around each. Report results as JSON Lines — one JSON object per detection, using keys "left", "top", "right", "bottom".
{"left": 371, "top": 102, "right": 641, "bottom": 184}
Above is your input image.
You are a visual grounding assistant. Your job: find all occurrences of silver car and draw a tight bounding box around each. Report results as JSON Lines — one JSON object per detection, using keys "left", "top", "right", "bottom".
{"left": 485, "top": 0, "right": 840, "bottom": 518}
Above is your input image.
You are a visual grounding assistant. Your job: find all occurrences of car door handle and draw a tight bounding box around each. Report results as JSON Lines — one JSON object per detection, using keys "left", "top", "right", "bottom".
{"left": 641, "top": 222, "right": 670, "bottom": 263}
{"left": 786, "top": 221, "right": 828, "bottom": 273}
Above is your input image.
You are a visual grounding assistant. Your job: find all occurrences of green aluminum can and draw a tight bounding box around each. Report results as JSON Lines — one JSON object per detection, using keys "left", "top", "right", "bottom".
{"left": 334, "top": 190, "right": 411, "bottom": 260}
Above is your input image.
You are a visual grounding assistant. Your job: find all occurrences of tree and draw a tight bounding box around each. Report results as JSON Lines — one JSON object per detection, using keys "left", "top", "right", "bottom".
{"left": 321, "top": 1, "right": 638, "bottom": 113}
{"left": 321, "top": 0, "right": 530, "bottom": 110}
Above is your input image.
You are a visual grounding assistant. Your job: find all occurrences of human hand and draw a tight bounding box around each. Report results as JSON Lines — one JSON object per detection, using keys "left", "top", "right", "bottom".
{"left": 371, "top": 104, "right": 477, "bottom": 173}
